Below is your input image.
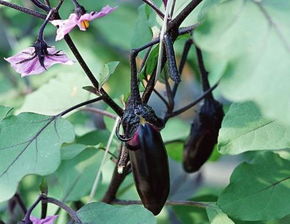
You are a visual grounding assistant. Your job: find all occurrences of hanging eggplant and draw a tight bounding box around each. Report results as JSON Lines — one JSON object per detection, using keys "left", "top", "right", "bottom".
{"left": 183, "top": 98, "right": 224, "bottom": 172}
{"left": 182, "top": 46, "right": 224, "bottom": 173}
{"left": 117, "top": 102, "right": 169, "bottom": 215}
{"left": 127, "top": 122, "right": 169, "bottom": 215}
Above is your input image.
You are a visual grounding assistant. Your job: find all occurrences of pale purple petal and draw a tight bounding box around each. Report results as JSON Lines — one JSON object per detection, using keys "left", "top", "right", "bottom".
{"left": 30, "top": 215, "right": 58, "bottom": 224}
{"left": 76, "top": 5, "right": 117, "bottom": 30}
{"left": 5, "top": 47, "right": 35, "bottom": 64}
{"left": 51, "top": 14, "right": 79, "bottom": 41}
{"left": 45, "top": 47, "right": 74, "bottom": 67}
{"left": 5, "top": 46, "right": 74, "bottom": 77}
{"left": 18, "top": 57, "right": 45, "bottom": 77}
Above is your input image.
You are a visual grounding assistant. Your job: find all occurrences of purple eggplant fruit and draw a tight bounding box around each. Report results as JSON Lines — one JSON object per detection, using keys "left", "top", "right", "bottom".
{"left": 183, "top": 98, "right": 224, "bottom": 173}
{"left": 127, "top": 123, "right": 169, "bottom": 215}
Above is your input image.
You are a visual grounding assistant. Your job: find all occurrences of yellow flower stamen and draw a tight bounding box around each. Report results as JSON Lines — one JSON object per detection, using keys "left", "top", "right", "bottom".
{"left": 80, "top": 20, "right": 90, "bottom": 29}
{"left": 139, "top": 117, "right": 146, "bottom": 125}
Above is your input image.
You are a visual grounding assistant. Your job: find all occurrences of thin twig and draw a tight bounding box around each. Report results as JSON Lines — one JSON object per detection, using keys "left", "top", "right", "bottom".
{"left": 89, "top": 117, "right": 120, "bottom": 202}
{"left": 0, "top": 0, "right": 46, "bottom": 19}
{"left": 173, "top": 38, "right": 193, "bottom": 97}
{"left": 45, "top": 197, "right": 81, "bottom": 223}
{"left": 142, "top": 0, "right": 165, "bottom": 19}
{"left": 155, "top": 0, "right": 174, "bottom": 83}
{"left": 102, "top": 150, "right": 130, "bottom": 203}
{"left": 166, "top": 82, "right": 218, "bottom": 119}
{"left": 57, "top": 97, "right": 103, "bottom": 117}
{"left": 81, "top": 107, "right": 117, "bottom": 120}
{"left": 168, "top": 0, "right": 203, "bottom": 31}
{"left": 14, "top": 193, "right": 27, "bottom": 214}
{"left": 30, "top": 0, "right": 50, "bottom": 11}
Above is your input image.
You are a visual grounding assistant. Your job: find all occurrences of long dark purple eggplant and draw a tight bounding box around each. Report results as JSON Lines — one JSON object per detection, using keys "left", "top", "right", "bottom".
{"left": 128, "top": 123, "right": 169, "bottom": 215}
{"left": 183, "top": 98, "right": 224, "bottom": 173}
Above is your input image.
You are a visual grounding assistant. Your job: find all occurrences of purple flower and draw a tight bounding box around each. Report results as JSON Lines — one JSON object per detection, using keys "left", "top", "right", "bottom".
{"left": 51, "top": 5, "right": 117, "bottom": 41}
{"left": 5, "top": 42, "right": 74, "bottom": 77}
{"left": 30, "top": 215, "right": 58, "bottom": 224}
{"left": 163, "top": 0, "right": 168, "bottom": 6}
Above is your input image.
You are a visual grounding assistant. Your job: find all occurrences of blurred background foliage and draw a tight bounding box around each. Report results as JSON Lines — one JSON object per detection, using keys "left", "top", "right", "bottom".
{"left": 1, "top": 0, "right": 285, "bottom": 223}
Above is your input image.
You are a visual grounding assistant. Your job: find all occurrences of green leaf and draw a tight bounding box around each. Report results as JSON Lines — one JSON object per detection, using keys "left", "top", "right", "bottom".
{"left": 173, "top": 195, "right": 217, "bottom": 224}
{"left": 161, "top": 118, "right": 190, "bottom": 142}
{"left": 47, "top": 148, "right": 104, "bottom": 202}
{"left": 217, "top": 152, "right": 290, "bottom": 221}
{"left": 131, "top": 4, "right": 153, "bottom": 54}
{"left": 18, "top": 71, "right": 91, "bottom": 115}
{"left": 206, "top": 203, "right": 235, "bottom": 224}
{"left": 77, "top": 202, "right": 156, "bottom": 224}
{"left": 61, "top": 144, "right": 87, "bottom": 160}
{"left": 166, "top": 141, "right": 183, "bottom": 161}
{"left": 0, "top": 105, "right": 13, "bottom": 121}
{"left": 76, "top": 130, "right": 110, "bottom": 146}
{"left": 96, "top": 61, "right": 120, "bottom": 90}
{"left": 218, "top": 102, "right": 290, "bottom": 155}
{"left": 194, "top": 0, "right": 290, "bottom": 125}
{"left": 0, "top": 113, "right": 74, "bottom": 202}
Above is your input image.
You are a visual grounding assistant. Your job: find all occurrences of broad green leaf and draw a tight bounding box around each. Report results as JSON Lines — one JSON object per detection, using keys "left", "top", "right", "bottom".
{"left": 18, "top": 71, "right": 91, "bottom": 115}
{"left": 47, "top": 148, "right": 104, "bottom": 202}
{"left": 96, "top": 61, "right": 119, "bottom": 90}
{"left": 0, "top": 105, "right": 12, "bottom": 121}
{"left": 0, "top": 113, "right": 74, "bottom": 202}
{"left": 206, "top": 203, "right": 235, "bottom": 224}
{"left": 218, "top": 102, "right": 290, "bottom": 155}
{"left": 77, "top": 202, "right": 156, "bottom": 224}
{"left": 194, "top": 0, "right": 290, "bottom": 125}
{"left": 161, "top": 118, "right": 190, "bottom": 142}
{"left": 61, "top": 144, "right": 87, "bottom": 160}
{"left": 76, "top": 130, "right": 110, "bottom": 146}
{"left": 217, "top": 152, "right": 290, "bottom": 221}
{"left": 131, "top": 4, "right": 153, "bottom": 53}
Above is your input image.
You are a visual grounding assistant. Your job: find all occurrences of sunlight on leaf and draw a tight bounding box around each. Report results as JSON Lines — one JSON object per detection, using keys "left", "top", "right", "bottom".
{"left": 0, "top": 113, "right": 74, "bottom": 202}
{"left": 218, "top": 152, "right": 290, "bottom": 221}
{"left": 218, "top": 102, "right": 290, "bottom": 155}
{"left": 48, "top": 148, "right": 104, "bottom": 202}
{"left": 195, "top": 0, "right": 290, "bottom": 125}
{"left": 77, "top": 202, "right": 156, "bottom": 224}
{"left": 206, "top": 203, "right": 234, "bottom": 224}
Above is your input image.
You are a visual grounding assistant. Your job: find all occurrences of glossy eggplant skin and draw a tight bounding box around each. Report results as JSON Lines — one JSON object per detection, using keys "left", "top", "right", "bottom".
{"left": 183, "top": 98, "right": 224, "bottom": 173}
{"left": 128, "top": 123, "right": 170, "bottom": 215}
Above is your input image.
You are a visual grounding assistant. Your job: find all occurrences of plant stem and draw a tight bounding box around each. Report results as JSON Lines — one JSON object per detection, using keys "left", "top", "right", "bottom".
{"left": 165, "top": 82, "right": 218, "bottom": 119}
{"left": 0, "top": 0, "right": 46, "bottom": 19}
{"left": 81, "top": 107, "right": 117, "bottom": 120}
{"left": 142, "top": 0, "right": 165, "bottom": 19}
{"left": 44, "top": 197, "right": 81, "bottom": 223}
{"left": 168, "top": 0, "right": 203, "bottom": 31}
{"left": 195, "top": 46, "right": 213, "bottom": 99}
{"left": 57, "top": 97, "right": 103, "bottom": 117}
{"left": 172, "top": 38, "right": 193, "bottom": 97}
{"left": 0, "top": 2, "right": 123, "bottom": 117}
{"left": 102, "top": 157, "right": 130, "bottom": 203}
{"left": 30, "top": 0, "right": 50, "bottom": 12}
{"left": 23, "top": 195, "right": 42, "bottom": 223}
{"left": 14, "top": 193, "right": 27, "bottom": 214}
{"left": 63, "top": 34, "right": 123, "bottom": 116}
{"left": 89, "top": 117, "right": 120, "bottom": 202}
